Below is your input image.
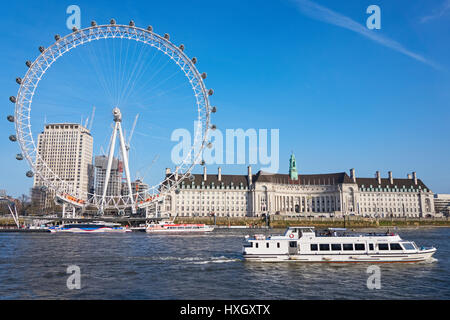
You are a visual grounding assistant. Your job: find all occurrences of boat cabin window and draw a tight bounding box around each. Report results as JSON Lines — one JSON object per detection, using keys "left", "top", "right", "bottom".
{"left": 378, "top": 243, "right": 389, "bottom": 250}
{"left": 310, "top": 244, "right": 318, "bottom": 251}
{"left": 355, "top": 244, "right": 365, "bottom": 251}
{"left": 243, "top": 242, "right": 253, "bottom": 248}
{"left": 331, "top": 244, "right": 341, "bottom": 251}
{"left": 343, "top": 244, "right": 353, "bottom": 251}
{"left": 289, "top": 241, "right": 297, "bottom": 248}
{"left": 266, "top": 243, "right": 269, "bottom": 248}
{"left": 255, "top": 243, "right": 259, "bottom": 248}
{"left": 389, "top": 243, "right": 402, "bottom": 250}
{"left": 369, "top": 244, "right": 374, "bottom": 251}
{"left": 319, "top": 244, "right": 330, "bottom": 251}
{"left": 402, "top": 243, "right": 415, "bottom": 251}
{"left": 277, "top": 243, "right": 280, "bottom": 248}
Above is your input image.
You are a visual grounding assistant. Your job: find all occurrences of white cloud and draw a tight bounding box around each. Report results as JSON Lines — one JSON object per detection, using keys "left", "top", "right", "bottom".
{"left": 292, "top": 0, "right": 441, "bottom": 70}
{"left": 421, "top": 0, "right": 450, "bottom": 23}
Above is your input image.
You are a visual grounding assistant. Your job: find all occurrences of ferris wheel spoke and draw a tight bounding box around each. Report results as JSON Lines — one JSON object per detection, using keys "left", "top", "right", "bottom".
{"left": 116, "top": 40, "right": 150, "bottom": 106}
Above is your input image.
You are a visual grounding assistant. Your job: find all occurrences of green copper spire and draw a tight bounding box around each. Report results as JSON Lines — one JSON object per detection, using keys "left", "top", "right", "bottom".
{"left": 289, "top": 153, "right": 298, "bottom": 180}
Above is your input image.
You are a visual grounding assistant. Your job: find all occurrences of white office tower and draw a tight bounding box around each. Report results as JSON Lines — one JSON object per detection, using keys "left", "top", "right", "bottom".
{"left": 33, "top": 123, "right": 93, "bottom": 206}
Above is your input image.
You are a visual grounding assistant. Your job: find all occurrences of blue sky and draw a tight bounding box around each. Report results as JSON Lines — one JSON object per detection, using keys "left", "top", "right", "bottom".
{"left": 0, "top": 0, "right": 449, "bottom": 197}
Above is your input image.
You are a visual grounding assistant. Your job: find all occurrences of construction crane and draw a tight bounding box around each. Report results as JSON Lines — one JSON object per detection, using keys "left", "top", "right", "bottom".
{"left": 136, "top": 154, "right": 160, "bottom": 182}
{"left": 83, "top": 106, "right": 96, "bottom": 132}
{"left": 88, "top": 106, "right": 95, "bottom": 132}
{"left": 126, "top": 113, "right": 139, "bottom": 157}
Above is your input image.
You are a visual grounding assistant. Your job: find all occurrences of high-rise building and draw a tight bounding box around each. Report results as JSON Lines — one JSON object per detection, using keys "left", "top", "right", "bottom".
{"left": 33, "top": 123, "right": 93, "bottom": 207}
{"left": 434, "top": 194, "right": 450, "bottom": 216}
{"left": 94, "top": 155, "right": 123, "bottom": 197}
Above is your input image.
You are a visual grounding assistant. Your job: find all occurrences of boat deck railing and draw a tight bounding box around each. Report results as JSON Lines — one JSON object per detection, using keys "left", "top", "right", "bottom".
{"left": 314, "top": 232, "right": 396, "bottom": 237}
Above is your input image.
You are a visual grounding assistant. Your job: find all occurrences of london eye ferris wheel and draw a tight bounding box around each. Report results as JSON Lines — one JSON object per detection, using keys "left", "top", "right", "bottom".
{"left": 7, "top": 19, "right": 217, "bottom": 215}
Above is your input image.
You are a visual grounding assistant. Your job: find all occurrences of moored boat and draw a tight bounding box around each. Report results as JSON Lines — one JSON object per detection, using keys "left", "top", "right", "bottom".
{"left": 242, "top": 227, "right": 436, "bottom": 263}
{"left": 146, "top": 220, "right": 214, "bottom": 234}
{"left": 49, "top": 222, "right": 131, "bottom": 233}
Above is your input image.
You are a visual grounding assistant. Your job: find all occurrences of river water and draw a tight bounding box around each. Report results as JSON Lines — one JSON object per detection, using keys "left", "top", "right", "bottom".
{"left": 0, "top": 227, "right": 448, "bottom": 299}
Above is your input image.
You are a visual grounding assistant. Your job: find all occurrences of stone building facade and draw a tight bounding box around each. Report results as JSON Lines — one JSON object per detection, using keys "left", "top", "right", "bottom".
{"left": 161, "top": 154, "right": 435, "bottom": 218}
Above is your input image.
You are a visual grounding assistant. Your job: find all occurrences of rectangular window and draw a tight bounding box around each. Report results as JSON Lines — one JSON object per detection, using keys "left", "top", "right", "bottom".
{"left": 402, "top": 243, "right": 415, "bottom": 250}
{"left": 369, "top": 244, "right": 374, "bottom": 251}
{"left": 255, "top": 243, "right": 258, "bottom": 248}
{"left": 310, "top": 244, "right": 318, "bottom": 251}
{"left": 277, "top": 243, "right": 280, "bottom": 248}
{"left": 389, "top": 243, "right": 403, "bottom": 250}
{"left": 378, "top": 243, "right": 389, "bottom": 250}
{"left": 319, "top": 244, "right": 330, "bottom": 251}
{"left": 331, "top": 244, "right": 342, "bottom": 251}
{"left": 266, "top": 243, "right": 269, "bottom": 248}
{"left": 355, "top": 244, "right": 365, "bottom": 251}
{"left": 289, "top": 241, "right": 297, "bottom": 248}
{"left": 343, "top": 244, "right": 353, "bottom": 251}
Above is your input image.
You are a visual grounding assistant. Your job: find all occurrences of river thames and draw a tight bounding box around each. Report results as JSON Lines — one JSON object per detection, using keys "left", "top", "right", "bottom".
{"left": 0, "top": 227, "right": 448, "bottom": 299}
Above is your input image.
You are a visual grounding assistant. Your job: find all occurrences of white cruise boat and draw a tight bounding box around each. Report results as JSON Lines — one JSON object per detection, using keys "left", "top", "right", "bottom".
{"left": 242, "top": 227, "right": 436, "bottom": 263}
{"left": 146, "top": 220, "right": 214, "bottom": 234}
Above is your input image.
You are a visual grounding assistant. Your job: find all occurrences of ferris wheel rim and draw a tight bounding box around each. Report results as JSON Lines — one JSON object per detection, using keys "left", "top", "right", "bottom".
{"left": 13, "top": 21, "right": 213, "bottom": 211}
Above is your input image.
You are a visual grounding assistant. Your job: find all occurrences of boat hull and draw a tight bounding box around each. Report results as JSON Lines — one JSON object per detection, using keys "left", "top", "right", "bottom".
{"left": 243, "top": 249, "right": 436, "bottom": 263}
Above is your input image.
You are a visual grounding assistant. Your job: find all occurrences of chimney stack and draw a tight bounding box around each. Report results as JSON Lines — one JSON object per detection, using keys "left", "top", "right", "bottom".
{"left": 203, "top": 166, "right": 207, "bottom": 181}
{"left": 413, "top": 172, "right": 417, "bottom": 185}
{"left": 388, "top": 171, "right": 393, "bottom": 184}
{"left": 376, "top": 171, "right": 381, "bottom": 185}
{"left": 350, "top": 168, "right": 356, "bottom": 183}
{"left": 165, "top": 168, "right": 171, "bottom": 175}
{"left": 248, "top": 165, "right": 252, "bottom": 185}
{"left": 407, "top": 173, "right": 412, "bottom": 179}
{"left": 218, "top": 167, "right": 222, "bottom": 182}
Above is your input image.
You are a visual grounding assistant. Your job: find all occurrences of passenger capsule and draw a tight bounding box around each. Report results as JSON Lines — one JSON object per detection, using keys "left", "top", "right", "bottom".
{"left": 129, "top": 20, "right": 135, "bottom": 27}
{"left": 164, "top": 33, "right": 170, "bottom": 40}
{"left": 208, "top": 89, "right": 214, "bottom": 96}
{"left": 200, "top": 160, "right": 206, "bottom": 166}
{"left": 201, "top": 72, "right": 207, "bottom": 79}
{"left": 40, "top": 186, "right": 48, "bottom": 192}
{"left": 147, "top": 25, "right": 153, "bottom": 32}
{"left": 54, "top": 34, "right": 60, "bottom": 41}
{"left": 179, "top": 44, "right": 185, "bottom": 51}
{"left": 9, "top": 135, "right": 17, "bottom": 142}
{"left": 91, "top": 21, "right": 97, "bottom": 27}
{"left": 189, "top": 174, "right": 195, "bottom": 182}
{"left": 39, "top": 46, "right": 45, "bottom": 53}
{"left": 72, "top": 27, "right": 78, "bottom": 32}
{"left": 16, "top": 154, "right": 23, "bottom": 160}
{"left": 191, "top": 57, "right": 197, "bottom": 64}
{"left": 9, "top": 96, "right": 16, "bottom": 103}
{"left": 7, "top": 115, "right": 14, "bottom": 122}
{"left": 211, "top": 106, "right": 217, "bottom": 113}
{"left": 211, "top": 124, "right": 217, "bottom": 130}
{"left": 16, "top": 77, "right": 22, "bottom": 85}
{"left": 26, "top": 61, "right": 32, "bottom": 68}
{"left": 175, "top": 188, "right": 180, "bottom": 194}
{"left": 110, "top": 19, "right": 116, "bottom": 25}
{"left": 207, "top": 142, "right": 213, "bottom": 149}
{"left": 26, "top": 171, "right": 34, "bottom": 178}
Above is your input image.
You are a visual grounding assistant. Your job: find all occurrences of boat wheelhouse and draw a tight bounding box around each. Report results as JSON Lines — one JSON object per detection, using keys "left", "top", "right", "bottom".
{"left": 242, "top": 227, "right": 436, "bottom": 263}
